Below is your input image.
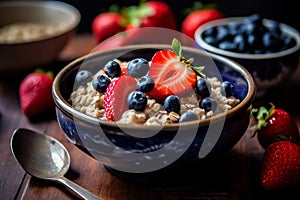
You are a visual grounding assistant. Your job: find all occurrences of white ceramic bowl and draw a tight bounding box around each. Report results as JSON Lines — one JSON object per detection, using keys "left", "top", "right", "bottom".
{"left": 0, "top": 1, "right": 81, "bottom": 74}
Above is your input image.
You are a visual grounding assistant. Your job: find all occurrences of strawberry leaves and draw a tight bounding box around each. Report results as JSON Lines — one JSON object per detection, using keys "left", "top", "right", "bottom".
{"left": 254, "top": 103, "right": 275, "bottom": 130}
{"left": 171, "top": 38, "right": 205, "bottom": 78}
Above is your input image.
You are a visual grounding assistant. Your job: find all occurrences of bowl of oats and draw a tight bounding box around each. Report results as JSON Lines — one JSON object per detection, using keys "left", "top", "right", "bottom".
{"left": 53, "top": 40, "right": 256, "bottom": 180}
{"left": 0, "top": 1, "right": 80, "bottom": 74}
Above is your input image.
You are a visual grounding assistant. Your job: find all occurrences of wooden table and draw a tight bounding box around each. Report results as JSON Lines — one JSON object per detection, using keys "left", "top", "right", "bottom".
{"left": 1, "top": 34, "right": 300, "bottom": 200}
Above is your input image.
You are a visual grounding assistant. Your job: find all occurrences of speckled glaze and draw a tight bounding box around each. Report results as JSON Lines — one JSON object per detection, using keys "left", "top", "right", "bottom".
{"left": 53, "top": 44, "right": 256, "bottom": 180}
{"left": 194, "top": 17, "right": 300, "bottom": 96}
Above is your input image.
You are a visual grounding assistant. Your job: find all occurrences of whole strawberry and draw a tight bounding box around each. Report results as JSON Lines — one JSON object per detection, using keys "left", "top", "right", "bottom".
{"left": 122, "top": 0, "right": 177, "bottom": 30}
{"left": 252, "top": 104, "right": 300, "bottom": 149}
{"left": 261, "top": 140, "right": 300, "bottom": 190}
{"left": 19, "top": 69, "right": 54, "bottom": 118}
{"left": 181, "top": 2, "right": 223, "bottom": 38}
{"left": 92, "top": 12, "right": 126, "bottom": 43}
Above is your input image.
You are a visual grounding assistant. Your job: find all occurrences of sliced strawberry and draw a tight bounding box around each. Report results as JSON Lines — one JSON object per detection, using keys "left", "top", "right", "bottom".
{"left": 148, "top": 49, "right": 197, "bottom": 101}
{"left": 104, "top": 75, "right": 136, "bottom": 121}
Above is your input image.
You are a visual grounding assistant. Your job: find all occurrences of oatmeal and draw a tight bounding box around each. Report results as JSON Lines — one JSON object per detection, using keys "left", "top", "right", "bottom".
{"left": 69, "top": 39, "right": 240, "bottom": 125}
{"left": 0, "top": 22, "right": 62, "bottom": 43}
{"left": 70, "top": 72, "right": 240, "bottom": 125}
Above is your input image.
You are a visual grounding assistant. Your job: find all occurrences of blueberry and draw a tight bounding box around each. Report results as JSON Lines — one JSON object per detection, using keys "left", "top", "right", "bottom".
{"left": 204, "top": 36, "right": 218, "bottom": 46}
{"left": 262, "top": 32, "right": 281, "bottom": 50}
{"left": 244, "top": 14, "right": 262, "bottom": 25}
{"left": 104, "top": 60, "right": 121, "bottom": 78}
{"left": 233, "top": 34, "right": 246, "bottom": 52}
{"left": 196, "top": 79, "right": 211, "bottom": 98}
{"left": 220, "top": 81, "right": 233, "bottom": 97}
{"left": 203, "top": 27, "right": 217, "bottom": 37}
{"left": 218, "top": 41, "right": 237, "bottom": 51}
{"left": 247, "top": 34, "right": 262, "bottom": 51}
{"left": 75, "top": 70, "right": 92, "bottom": 86}
{"left": 282, "top": 36, "right": 296, "bottom": 50}
{"left": 127, "top": 58, "right": 149, "bottom": 78}
{"left": 128, "top": 91, "right": 147, "bottom": 111}
{"left": 199, "top": 97, "right": 217, "bottom": 112}
{"left": 267, "top": 21, "right": 282, "bottom": 37}
{"left": 137, "top": 76, "right": 154, "bottom": 93}
{"left": 92, "top": 75, "right": 111, "bottom": 93}
{"left": 163, "top": 95, "right": 180, "bottom": 113}
{"left": 216, "top": 26, "right": 230, "bottom": 42}
{"left": 179, "top": 111, "right": 199, "bottom": 123}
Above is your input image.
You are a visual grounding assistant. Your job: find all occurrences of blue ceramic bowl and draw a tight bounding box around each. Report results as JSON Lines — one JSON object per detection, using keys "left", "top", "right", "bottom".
{"left": 52, "top": 44, "right": 256, "bottom": 181}
{"left": 195, "top": 17, "right": 300, "bottom": 97}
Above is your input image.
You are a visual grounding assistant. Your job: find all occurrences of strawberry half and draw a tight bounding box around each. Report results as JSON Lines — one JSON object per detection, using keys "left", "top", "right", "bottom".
{"left": 148, "top": 39, "right": 202, "bottom": 101}
{"left": 104, "top": 75, "right": 136, "bottom": 121}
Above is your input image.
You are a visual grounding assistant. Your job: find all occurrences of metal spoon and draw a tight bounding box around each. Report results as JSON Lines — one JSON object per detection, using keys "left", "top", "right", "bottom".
{"left": 10, "top": 128, "right": 102, "bottom": 200}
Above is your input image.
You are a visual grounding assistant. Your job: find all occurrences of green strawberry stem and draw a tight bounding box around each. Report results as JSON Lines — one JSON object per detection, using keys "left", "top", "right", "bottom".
{"left": 171, "top": 38, "right": 206, "bottom": 78}
{"left": 183, "top": 1, "right": 219, "bottom": 16}
{"left": 120, "top": 0, "right": 152, "bottom": 27}
{"left": 34, "top": 68, "right": 54, "bottom": 78}
{"left": 255, "top": 103, "right": 275, "bottom": 130}
{"left": 249, "top": 103, "right": 274, "bottom": 138}
{"left": 275, "top": 134, "right": 300, "bottom": 145}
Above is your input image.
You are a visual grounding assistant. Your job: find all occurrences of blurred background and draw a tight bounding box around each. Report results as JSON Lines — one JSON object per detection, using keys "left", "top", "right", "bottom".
{"left": 57, "top": 0, "right": 300, "bottom": 33}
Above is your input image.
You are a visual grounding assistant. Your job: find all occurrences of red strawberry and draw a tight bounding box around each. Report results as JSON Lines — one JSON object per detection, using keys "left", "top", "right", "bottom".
{"left": 182, "top": 3, "right": 223, "bottom": 38}
{"left": 252, "top": 104, "right": 300, "bottom": 149}
{"left": 92, "top": 12, "right": 126, "bottom": 43}
{"left": 148, "top": 38, "right": 202, "bottom": 101}
{"left": 19, "top": 69, "right": 54, "bottom": 118}
{"left": 104, "top": 75, "right": 137, "bottom": 121}
{"left": 261, "top": 140, "right": 300, "bottom": 190}
{"left": 122, "top": 1, "right": 177, "bottom": 30}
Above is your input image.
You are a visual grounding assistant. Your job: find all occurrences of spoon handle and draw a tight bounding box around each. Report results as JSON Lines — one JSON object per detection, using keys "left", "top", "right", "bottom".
{"left": 55, "top": 176, "right": 102, "bottom": 200}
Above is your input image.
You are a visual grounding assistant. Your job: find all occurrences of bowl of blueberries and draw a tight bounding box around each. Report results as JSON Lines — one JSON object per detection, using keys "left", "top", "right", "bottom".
{"left": 194, "top": 14, "right": 300, "bottom": 96}
{"left": 53, "top": 38, "right": 256, "bottom": 182}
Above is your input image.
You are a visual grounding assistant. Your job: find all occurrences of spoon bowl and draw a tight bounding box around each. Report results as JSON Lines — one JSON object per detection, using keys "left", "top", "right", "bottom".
{"left": 10, "top": 128, "right": 101, "bottom": 200}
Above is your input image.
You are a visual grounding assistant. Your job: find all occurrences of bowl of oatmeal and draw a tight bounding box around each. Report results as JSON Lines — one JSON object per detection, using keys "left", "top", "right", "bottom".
{"left": 0, "top": 1, "right": 80, "bottom": 74}
{"left": 194, "top": 14, "right": 300, "bottom": 97}
{"left": 53, "top": 42, "right": 256, "bottom": 181}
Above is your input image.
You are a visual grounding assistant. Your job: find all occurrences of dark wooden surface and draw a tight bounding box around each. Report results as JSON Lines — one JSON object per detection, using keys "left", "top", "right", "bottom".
{"left": 1, "top": 34, "right": 300, "bottom": 200}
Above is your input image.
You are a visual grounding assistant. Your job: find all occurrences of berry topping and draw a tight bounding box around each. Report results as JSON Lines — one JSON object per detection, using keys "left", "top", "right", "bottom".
{"left": 104, "top": 75, "right": 137, "bottom": 121}
{"left": 137, "top": 75, "right": 155, "bottom": 93}
{"left": 127, "top": 58, "right": 149, "bottom": 78}
{"left": 179, "top": 111, "right": 199, "bottom": 123}
{"left": 199, "top": 97, "right": 217, "bottom": 112}
{"left": 92, "top": 75, "right": 111, "bottom": 93}
{"left": 128, "top": 91, "right": 147, "bottom": 111}
{"left": 196, "top": 78, "right": 211, "bottom": 97}
{"left": 75, "top": 70, "right": 93, "bottom": 86}
{"left": 104, "top": 60, "right": 121, "bottom": 78}
{"left": 220, "top": 81, "right": 233, "bottom": 97}
{"left": 201, "top": 13, "right": 297, "bottom": 54}
{"left": 148, "top": 39, "right": 203, "bottom": 101}
{"left": 163, "top": 95, "right": 181, "bottom": 114}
